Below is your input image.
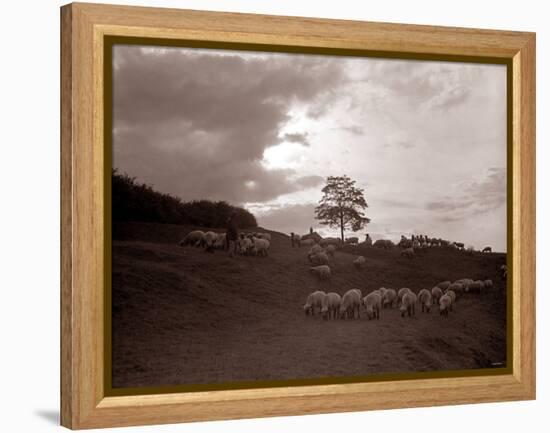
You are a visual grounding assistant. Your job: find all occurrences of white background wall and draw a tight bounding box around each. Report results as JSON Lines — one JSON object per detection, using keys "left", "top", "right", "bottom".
{"left": 0, "top": 0, "right": 545, "bottom": 431}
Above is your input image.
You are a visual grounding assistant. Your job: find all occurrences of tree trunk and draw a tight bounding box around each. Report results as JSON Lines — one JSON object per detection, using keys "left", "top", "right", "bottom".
{"left": 340, "top": 214, "right": 344, "bottom": 242}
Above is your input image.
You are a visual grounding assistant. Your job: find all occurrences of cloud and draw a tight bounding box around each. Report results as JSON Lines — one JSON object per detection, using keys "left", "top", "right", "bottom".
{"left": 112, "top": 45, "right": 347, "bottom": 204}
{"left": 282, "top": 132, "right": 310, "bottom": 146}
{"left": 339, "top": 125, "right": 364, "bottom": 136}
{"left": 352, "top": 59, "right": 477, "bottom": 112}
{"left": 253, "top": 203, "right": 318, "bottom": 234}
{"left": 424, "top": 167, "right": 506, "bottom": 221}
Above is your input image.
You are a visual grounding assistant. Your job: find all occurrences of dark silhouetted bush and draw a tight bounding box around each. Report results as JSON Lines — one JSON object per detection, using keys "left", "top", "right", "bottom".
{"left": 112, "top": 170, "right": 257, "bottom": 229}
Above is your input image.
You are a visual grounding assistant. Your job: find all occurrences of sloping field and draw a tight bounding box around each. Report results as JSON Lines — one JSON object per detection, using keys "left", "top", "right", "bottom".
{"left": 112, "top": 222, "right": 507, "bottom": 388}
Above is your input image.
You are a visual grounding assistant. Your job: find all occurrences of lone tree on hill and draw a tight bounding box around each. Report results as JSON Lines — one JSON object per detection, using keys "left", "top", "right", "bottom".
{"left": 314, "top": 175, "right": 370, "bottom": 242}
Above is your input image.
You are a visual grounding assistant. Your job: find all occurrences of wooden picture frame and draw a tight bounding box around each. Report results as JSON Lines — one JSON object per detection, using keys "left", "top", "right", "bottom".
{"left": 61, "top": 2, "right": 535, "bottom": 429}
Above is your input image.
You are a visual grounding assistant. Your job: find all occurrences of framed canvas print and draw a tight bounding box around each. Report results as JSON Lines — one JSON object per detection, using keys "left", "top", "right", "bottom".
{"left": 60, "top": 3, "right": 536, "bottom": 429}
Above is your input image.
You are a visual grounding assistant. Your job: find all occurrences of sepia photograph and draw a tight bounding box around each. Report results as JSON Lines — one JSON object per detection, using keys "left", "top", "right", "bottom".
{"left": 110, "top": 43, "right": 509, "bottom": 390}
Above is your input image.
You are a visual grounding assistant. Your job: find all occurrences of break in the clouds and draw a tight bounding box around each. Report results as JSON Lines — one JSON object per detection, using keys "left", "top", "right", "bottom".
{"left": 113, "top": 45, "right": 507, "bottom": 252}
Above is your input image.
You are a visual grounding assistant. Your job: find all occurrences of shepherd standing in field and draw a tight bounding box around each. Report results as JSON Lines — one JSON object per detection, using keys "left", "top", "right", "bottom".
{"left": 226, "top": 212, "right": 239, "bottom": 257}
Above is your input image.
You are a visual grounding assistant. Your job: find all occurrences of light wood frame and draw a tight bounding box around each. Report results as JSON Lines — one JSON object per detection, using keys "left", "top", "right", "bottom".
{"left": 61, "top": 2, "right": 536, "bottom": 429}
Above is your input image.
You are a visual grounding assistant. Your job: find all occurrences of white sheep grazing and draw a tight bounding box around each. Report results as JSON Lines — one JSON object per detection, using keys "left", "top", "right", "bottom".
{"left": 437, "top": 281, "right": 451, "bottom": 290}
{"left": 418, "top": 289, "right": 432, "bottom": 313}
{"left": 363, "top": 292, "right": 382, "bottom": 320}
{"left": 340, "top": 289, "right": 362, "bottom": 319}
{"left": 321, "top": 292, "right": 342, "bottom": 320}
{"left": 456, "top": 278, "right": 474, "bottom": 292}
{"left": 447, "top": 282, "right": 463, "bottom": 295}
{"left": 439, "top": 293, "right": 452, "bottom": 316}
{"left": 214, "top": 232, "right": 227, "bottom": 250}
{"left": 324, "top": 244, "right": 336, "bottom": 257}
{"left": 321, "top": 237, "right": 342, "bottom": 247}
{"left": 308, "top": 244, "right": 323, "bottom": 257}
{"left": 401, "top": 247, "right": 414, "bottom": 258}
{"left": 431, "top": 286, "right": 444, "bottom": 305}
{"left": 310, "top": 251, "right": 330, "bottom": 266}
{"left": 203, "top": 231, "right": 218, "bottom": 250}
{"left": 179, "top": 230, "right": 205, "bottom": 247}
{"left": 483, "top": 279, "right": 494, "bottom": 290}
{"left": 351, "top": 288, "right": 362, "bottom": 298}
{"left": 445, "top": 289, "right": 456, "bottom": 305}
{"left": 397, "top": 287, "right": 412, "bottom": 305}
{"left": 252, "top": 237, "right": 270, "bottom": 256}
{"left": 400, "top": 291, "right": 418, "bottom": 317}
{"left": 238, "top": 237, "right": 252, "bottom": 255}
{"left": 468, "top": 280, "right": 483, "bottom": 294}
{"left": 300, "top": 238, "right": 314, "bottom": 247}
{"left": 303, "top": 290, "right": 326, "bottom": 316}
{"left": 353, "top": 255, "right": 366, "bottom": 269}
{"left": 309, "top": 265, "right": 331, "bottom": 281}
{"left": 256, "top": 232, "right": 272, "bottom": 241}
{"left": 382, "top": 289, "right": 397, "bottom": 308}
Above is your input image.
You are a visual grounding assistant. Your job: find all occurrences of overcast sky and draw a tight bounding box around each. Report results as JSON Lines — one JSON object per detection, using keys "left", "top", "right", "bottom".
{"left": 113, "top": 45, "right": 507, "bottom": 252}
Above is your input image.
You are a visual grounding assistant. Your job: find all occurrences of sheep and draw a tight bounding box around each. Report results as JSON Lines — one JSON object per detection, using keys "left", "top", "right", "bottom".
{"left": 400, "top": 291, "right": 417, "bottom": 317}
{"left": 418, "top": 289, "right": 432, "bottom": 313}
{"left": 345, "top": 237, "right": 359, "bottom": 245}
{"left": 468, "top": 280, "right": 483, "bottom": 294}
{"left": 374, "top": 239, "right": 394, "bottom": 249}
{"left": 437, "top": 281, "right": 451, "bottom": 291}
{"left": 321, "top": 237, "right": 342, "bottom": 247}
{"left": 454, "top": 278, "right": 474, "bottom": 292}
{"left": 339, "top": 289, "right": 362, "bottom": 319}
{"left": 353, "top": 255, "right": 366, "bottom": 269}
{"left": 321, "top": 292, "right": 341, "bottom": 320}
{"left": 398, "top": 236, "right": 413, "bottom": 249}
{"left": 447, "top": 282, "right": 464, "bottom": 295}
{"left": 382, "top": 288, "right": 397, "bottom": 308}
{"left": 397, "top": 287, "right": 412, "bottom": 305}
{"left": 290, "top": 233, "right": 302, "bottom": 247}
{"left": 431, "top": 286, "right": 444, "bottom": 305}
{"left": 203, "top": 231, "right": 218, "bottom": 252}
{"left": 303, "top": 290, "right": 326, "bottom": 316}
{"left": 213, "top": 232, "right": 227, "bottom": 250}
{"left": 179, "top": 230, "right": 205, "bottom": 247}
{"left": 251, "top": 237, "right": 270, "bottom": 257}
{"left": 256, "top": 232, "right": 271, "bottom": 241}
{"left": 484, "top": 279, "right": 494, "bottom": 290}
{"left": 445, "top": 289, "right": 456, "bottom": 306}
{"left": 351, "top": 288, "right": 363, "bottom": 298}
{"left": 400, "top": 247, "right": 414, "bottom": 258}
{"left": 482, "top": 246, "right": 492, "bottom": 253}
{"left": 412, "top": 240, "right": 421, "bottom": 249}
{"left": 309, "top": 265, "right": 331, "bottom": 281}
{"left": 378, "top": 287, "right": 388, "bottom": 299}
{"left": 308, "top": 244, "right": 323, "bottom": 258}
{"left": 300, "top": 238, "right": 315, "bottom": 247}
{"left": 324, "top": 244, "right": 336, "bottom": 257}
{"left": 238, "top": 236, "right": 253, "bottom": 255}
{"left": 439, "top": 293, "right": 452, "bottom": 316}
{"left": 363, "top": 292, "right": 382, "bottom": 320}
{"left": 309, "top": 251, "right": 330, "bottom": 266}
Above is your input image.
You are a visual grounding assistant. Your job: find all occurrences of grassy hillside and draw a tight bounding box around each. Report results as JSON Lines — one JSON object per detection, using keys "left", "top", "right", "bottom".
{"left": 112, "top": 222, "right": 507, "bottom": 388}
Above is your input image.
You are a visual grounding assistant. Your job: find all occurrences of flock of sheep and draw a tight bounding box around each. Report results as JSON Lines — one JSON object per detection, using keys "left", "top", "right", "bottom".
{"left": 179, "top": 230, "right": 271, "bottom": 256}
{"left": 304, "top": 278, "right": 494, "bottom": 321}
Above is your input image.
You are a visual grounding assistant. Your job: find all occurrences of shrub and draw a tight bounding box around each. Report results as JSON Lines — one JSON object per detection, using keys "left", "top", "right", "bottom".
{"left": 111, "top": 170, "right": 257, "bottom": 228}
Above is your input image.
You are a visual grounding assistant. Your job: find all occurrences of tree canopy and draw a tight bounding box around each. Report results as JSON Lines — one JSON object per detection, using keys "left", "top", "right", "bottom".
{"left": 314, "top": 175, "right": 370, "bottom": 241}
